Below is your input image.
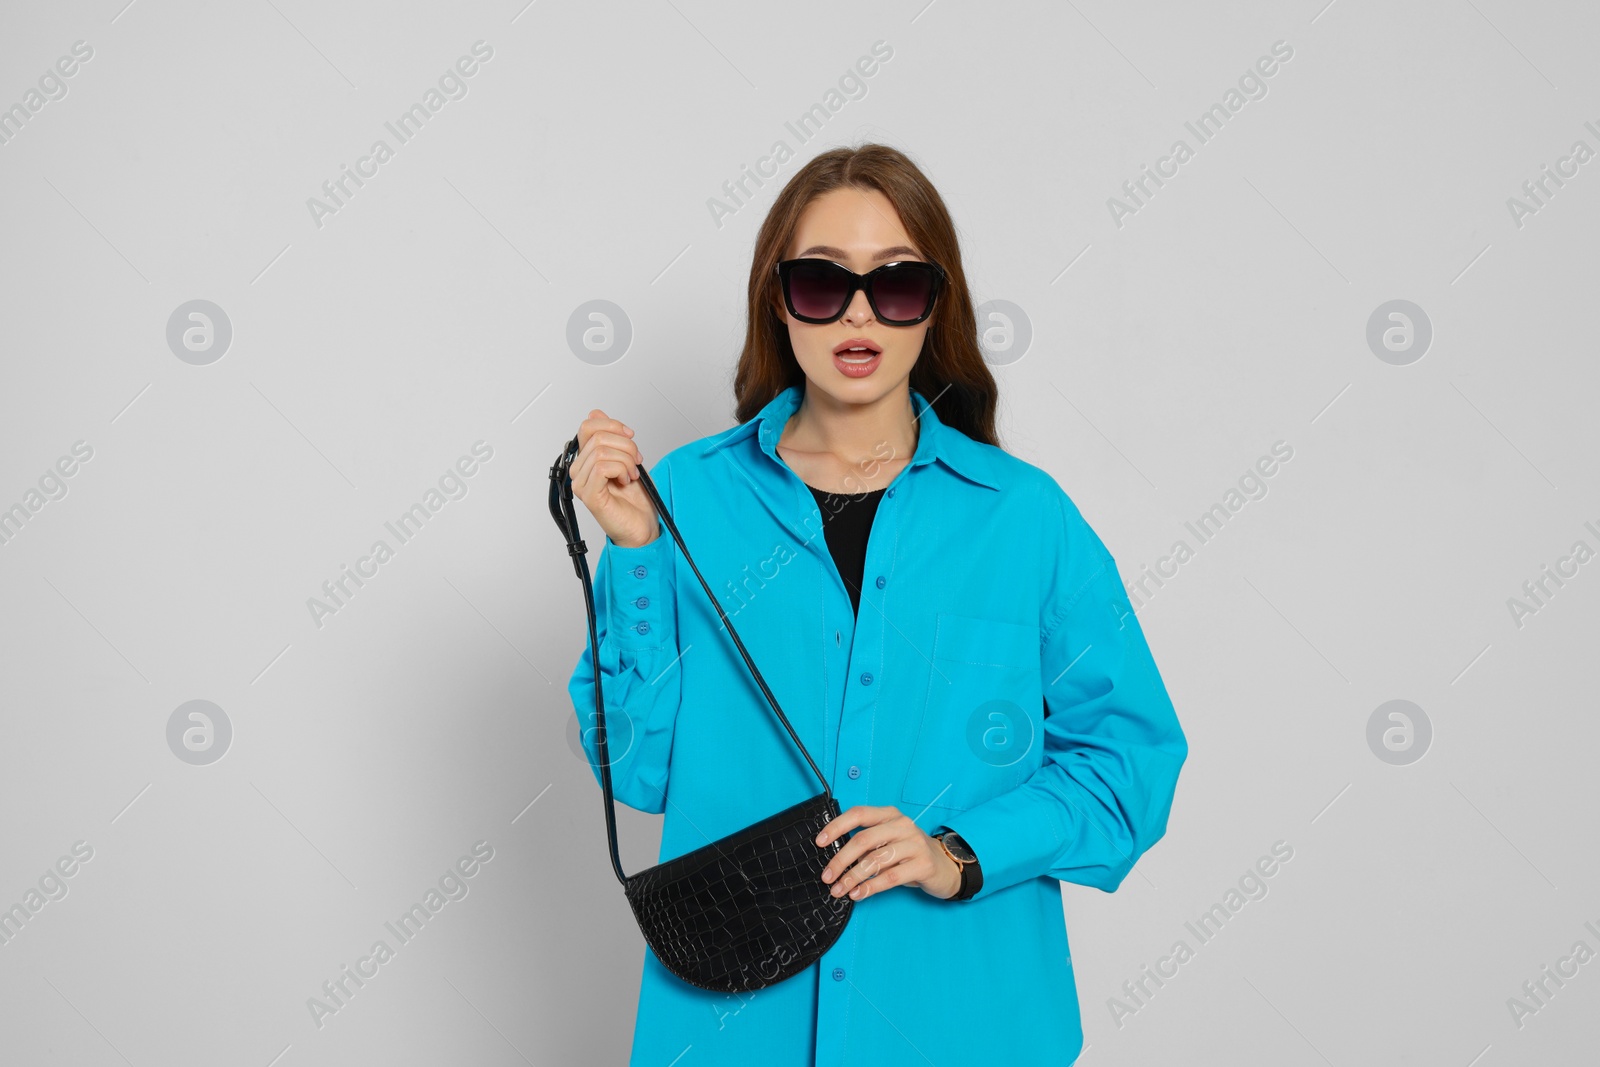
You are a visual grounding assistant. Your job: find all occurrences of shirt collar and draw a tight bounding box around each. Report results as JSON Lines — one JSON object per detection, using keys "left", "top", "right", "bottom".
{"left": 699, "top": 384, "right": 1001, "bottom": 491}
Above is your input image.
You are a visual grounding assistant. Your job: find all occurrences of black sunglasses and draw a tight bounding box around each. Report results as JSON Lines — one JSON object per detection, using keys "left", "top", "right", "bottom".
{"left": 774, "top": 258, "right": 946, "bottom": 326}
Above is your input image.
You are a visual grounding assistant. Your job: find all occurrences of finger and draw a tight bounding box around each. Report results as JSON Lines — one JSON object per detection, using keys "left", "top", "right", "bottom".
{"left": 588, "top": 436, "right": 644, "bottom": 472}
{"left": 570, "top": 445, "right": 627, "bottom": 501}
{"left": 832, "top": 842, "right": 911, "bottom": 899}
{"left": 821, "top": 818, "right": 908, "bottom": 886}
{"left": 578, "top": 425, "right": 637, "bottom": 463}
{"left": 820, "top": 828, "right": 876, "bottom": 884}
{"left": 842, "top": 859, "right": 910, "bottom": 901}
{"left": 572, "top": 438, "right": 641, "bottom": 486}
{"left": 579, "top": 413, "right": 634, "bottom": 448}
{"left": 587, "top": 443, "right": 641, "bottom": 468}
{"left": 583, "top": 429, "right": 640, "bottom": 458}
{"left": 577, "top": 455, "right": 636, "bottom": 502}
{"left": 585, "top": 409, "right": 635, "bottom": 436}
{"left": 816, "top": 804, "right": 892, "bottom": 847}
{"left": 577, "top": 411, "right": 608, "bottom": 449}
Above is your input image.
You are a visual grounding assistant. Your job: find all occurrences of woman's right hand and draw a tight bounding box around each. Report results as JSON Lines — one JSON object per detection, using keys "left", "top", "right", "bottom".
{"left": 572, "top": 409, "right": 659, "bottom": 549}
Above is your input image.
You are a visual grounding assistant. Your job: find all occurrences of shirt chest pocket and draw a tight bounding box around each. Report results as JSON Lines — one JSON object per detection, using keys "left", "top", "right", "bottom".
{"left": 899, "top": 612, "right": 1045, "bottom": 813}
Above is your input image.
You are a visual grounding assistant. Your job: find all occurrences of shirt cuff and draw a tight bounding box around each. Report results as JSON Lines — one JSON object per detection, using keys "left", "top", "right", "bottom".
{"left": 940, "top": 789, "right": 1066, "bottom": 904}
{"left": 604, "top": 523, "right": 673, "bottom": 650}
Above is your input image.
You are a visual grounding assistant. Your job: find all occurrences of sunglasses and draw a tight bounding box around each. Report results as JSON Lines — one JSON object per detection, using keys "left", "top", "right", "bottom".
{"left": 774, "top": 258, "right": 946, "bottom": 326}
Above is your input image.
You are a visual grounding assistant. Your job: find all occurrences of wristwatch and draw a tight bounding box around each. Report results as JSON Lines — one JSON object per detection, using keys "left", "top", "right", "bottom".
{"left": 932, "top": 828, "right": 982, "bottom": 902}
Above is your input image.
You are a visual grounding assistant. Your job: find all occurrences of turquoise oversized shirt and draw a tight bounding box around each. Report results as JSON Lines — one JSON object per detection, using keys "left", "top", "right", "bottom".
{"left": 567, "top": 384, "right": 1187, "bottom": 1065}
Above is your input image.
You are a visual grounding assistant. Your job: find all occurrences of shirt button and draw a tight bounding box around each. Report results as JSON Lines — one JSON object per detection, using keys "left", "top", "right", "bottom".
{"left": 886, "top": 488, "right": 895, "bottom": 498}
{"left": 635, "top": 596, "right": 649, "bottom": 609}
{"left": 832, "top": 968, "right": 845, "bottom": 981}
{"left": 633, "top": 565, "right": 647, "bottom": 579}
{"left": 835, "top": 630, "right": 841, "bottom": 645}
{"left": 636, "top": 622, "right": 650, "bottom": 635}
{"left": 874, "top": 575, "right": 885, "bottom": 589}
{"left": 859, "top": 672, "right": 873, "bottom": 686}
{"left": 848, "top": 765, "right": 860, "bottom": 779}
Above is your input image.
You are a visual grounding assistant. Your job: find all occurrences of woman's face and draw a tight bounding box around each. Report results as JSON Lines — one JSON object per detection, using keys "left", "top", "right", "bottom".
{"left": 776, "top": 186, "right": 934, "bottom": 409}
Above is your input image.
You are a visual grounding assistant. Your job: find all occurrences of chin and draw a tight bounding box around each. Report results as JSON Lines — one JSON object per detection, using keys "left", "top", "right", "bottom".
{"left": 813, "top": 376, "right": 903, "bottom": 408}
{"left": 800, "top": 355, "right": 914, "bottom": 405}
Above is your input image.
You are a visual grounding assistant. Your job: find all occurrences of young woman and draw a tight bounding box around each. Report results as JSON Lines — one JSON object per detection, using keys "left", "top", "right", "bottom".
{"left": 566, "top": 144, "right": 1187, "bottom": 1064}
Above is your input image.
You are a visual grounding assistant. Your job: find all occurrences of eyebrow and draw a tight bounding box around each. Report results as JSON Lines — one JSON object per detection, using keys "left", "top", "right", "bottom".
{"left": 795, "top": 244, "right": 921, "bottom": 261}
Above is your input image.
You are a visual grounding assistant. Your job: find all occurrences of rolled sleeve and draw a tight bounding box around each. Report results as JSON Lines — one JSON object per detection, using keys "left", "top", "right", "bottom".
{"left": 944, "top": 479, "right": 1188, "bottom": 902}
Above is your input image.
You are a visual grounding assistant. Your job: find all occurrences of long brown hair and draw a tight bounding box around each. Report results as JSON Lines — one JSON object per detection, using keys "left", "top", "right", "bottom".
{"left": 732, "top": 143, "right": 999, "bottom": 448}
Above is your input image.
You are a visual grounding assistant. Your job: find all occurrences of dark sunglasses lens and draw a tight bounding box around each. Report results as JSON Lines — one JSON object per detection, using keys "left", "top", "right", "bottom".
{"left": 787, "top": 261, "right": 851, "bottom": 320}
{"left": 872, "top": 264, "right": 937, "bottom": 322}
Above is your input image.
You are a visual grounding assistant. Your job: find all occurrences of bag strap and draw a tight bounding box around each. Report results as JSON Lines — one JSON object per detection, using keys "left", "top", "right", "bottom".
{"left": 548, "top": 434, "right": 833, "bottom": 884}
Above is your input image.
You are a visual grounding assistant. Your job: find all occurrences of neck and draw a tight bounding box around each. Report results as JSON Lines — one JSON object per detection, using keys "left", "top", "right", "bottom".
{"left": 781, "top": 384, "right": 919, "bottom": 467}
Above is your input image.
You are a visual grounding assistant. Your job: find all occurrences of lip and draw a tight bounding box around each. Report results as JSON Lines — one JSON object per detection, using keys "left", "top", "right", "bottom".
{"left": 832, "top": 349, "right": 881, "bottom": 379}
{"left": 832, "top": 338, "right": 883, "bottom": 355}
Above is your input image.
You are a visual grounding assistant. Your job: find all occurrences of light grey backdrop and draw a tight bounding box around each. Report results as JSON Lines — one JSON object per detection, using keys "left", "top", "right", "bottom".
{"left": 2, "top": 0, "right": 1596, "bottom": 1064}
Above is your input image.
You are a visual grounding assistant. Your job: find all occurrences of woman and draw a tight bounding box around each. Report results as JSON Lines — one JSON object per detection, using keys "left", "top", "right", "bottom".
{"left": 565, "top": 144, "right": 1187, "bottom": 1064}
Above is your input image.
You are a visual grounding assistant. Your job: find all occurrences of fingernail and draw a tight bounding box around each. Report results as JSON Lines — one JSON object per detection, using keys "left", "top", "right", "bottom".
{"left": 816, "top": 833, "right": 826, "bottom": 844}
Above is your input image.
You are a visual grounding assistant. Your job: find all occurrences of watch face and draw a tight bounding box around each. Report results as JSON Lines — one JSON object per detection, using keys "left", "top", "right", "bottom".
{"left": 941, "top": 832, "right": 976, "bottom": 864}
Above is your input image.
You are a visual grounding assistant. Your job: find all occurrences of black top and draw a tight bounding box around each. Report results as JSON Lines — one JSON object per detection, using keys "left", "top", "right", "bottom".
{"left": 806, "top": 483, "right": 885, "bottom": 616}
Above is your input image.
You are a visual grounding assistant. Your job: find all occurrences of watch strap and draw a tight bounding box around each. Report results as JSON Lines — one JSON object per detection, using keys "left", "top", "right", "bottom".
{"left": 935, "top": 829, "right": 982, "bottom": 902}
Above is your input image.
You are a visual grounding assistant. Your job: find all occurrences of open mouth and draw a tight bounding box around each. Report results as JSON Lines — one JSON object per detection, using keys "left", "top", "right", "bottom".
{"left": 833, "top": 338, "right": 883, "bottom": 367}
{"left": 832, "top": 344, "right": 882, "bottom": 377}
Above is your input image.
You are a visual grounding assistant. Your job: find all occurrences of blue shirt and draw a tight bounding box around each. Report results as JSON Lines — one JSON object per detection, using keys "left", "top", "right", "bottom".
{"left": 568, "top": 384, "right": 1188, "bottom": 1065}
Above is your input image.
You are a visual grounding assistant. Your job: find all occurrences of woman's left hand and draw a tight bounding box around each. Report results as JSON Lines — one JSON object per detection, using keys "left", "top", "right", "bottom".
{"left": 815, "top": 805, "right": 961, "bottom": 902}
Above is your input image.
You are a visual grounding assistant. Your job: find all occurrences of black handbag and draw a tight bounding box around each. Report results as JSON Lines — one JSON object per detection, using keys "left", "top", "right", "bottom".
{"left": 547, "top": 433, "right": 854, "bottom": 993}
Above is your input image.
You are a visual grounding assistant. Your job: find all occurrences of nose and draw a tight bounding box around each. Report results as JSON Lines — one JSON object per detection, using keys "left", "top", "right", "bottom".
{"left": 841, "top": 287, "right": 874, "bottom": 324}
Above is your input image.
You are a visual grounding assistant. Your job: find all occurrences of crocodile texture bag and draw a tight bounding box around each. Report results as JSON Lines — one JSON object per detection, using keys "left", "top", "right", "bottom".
{"left": 548, "top": 434, "right": 853, "bottom": 993}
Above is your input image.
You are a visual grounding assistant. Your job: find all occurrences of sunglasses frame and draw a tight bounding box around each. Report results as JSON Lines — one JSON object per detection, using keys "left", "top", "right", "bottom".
{"left": 774, "top": 258, "right": 947, "bottom": 327}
